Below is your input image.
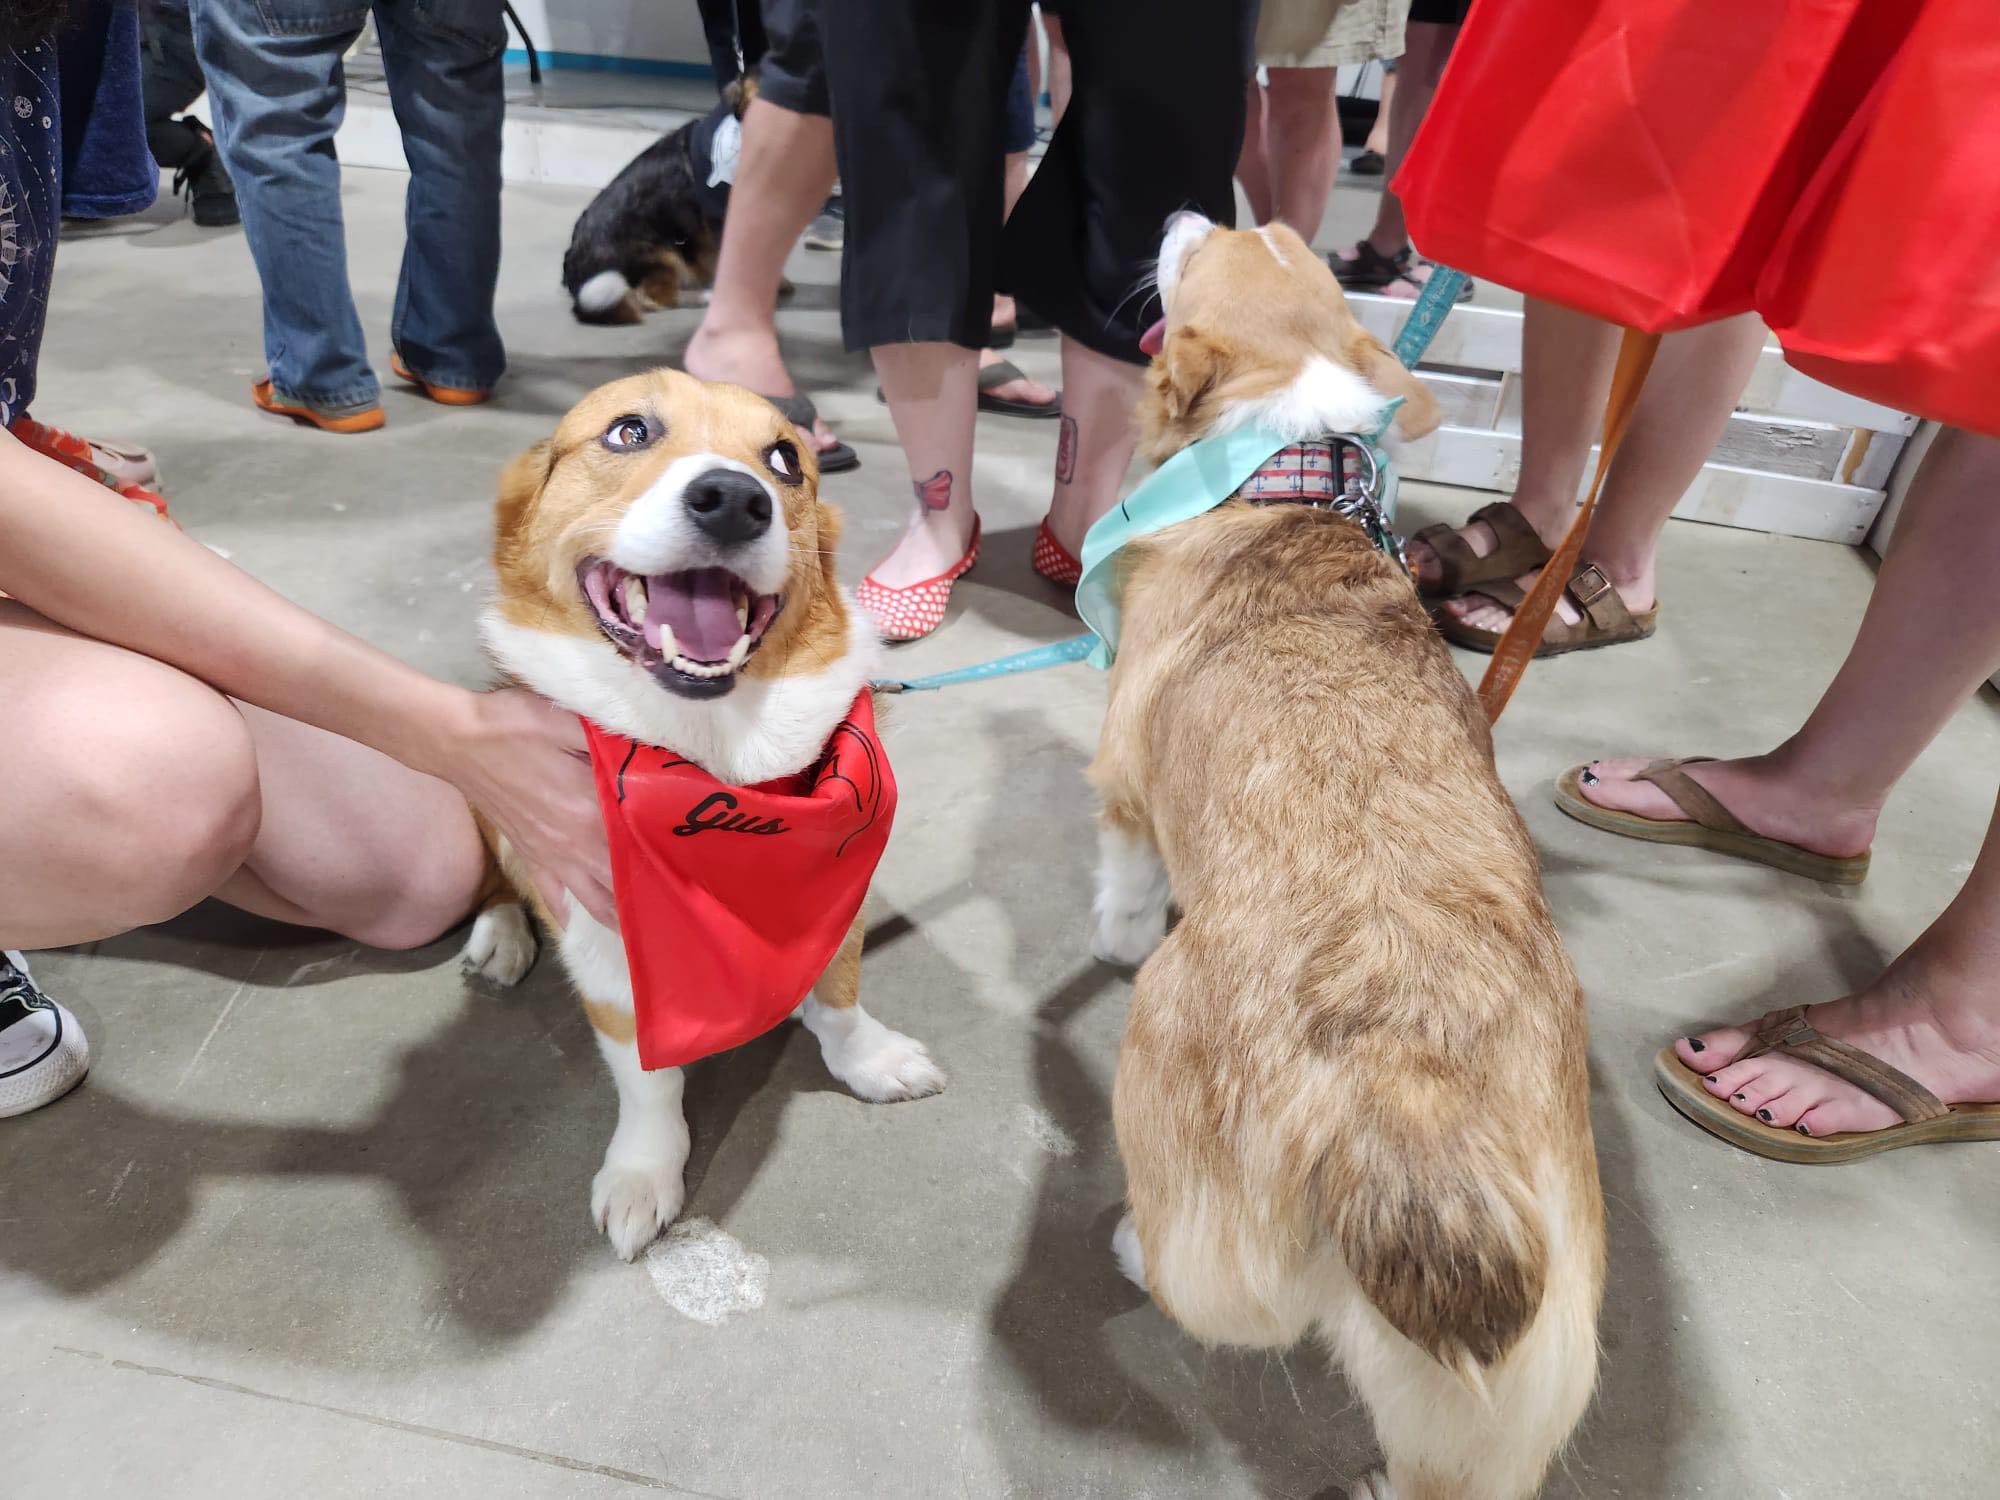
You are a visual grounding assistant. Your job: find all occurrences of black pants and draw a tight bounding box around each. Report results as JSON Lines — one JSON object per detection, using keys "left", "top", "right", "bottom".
{"left": 139, "top": 1, "right": 207, "bottom": 169}
{"left": 821, "top": 0, "right": 1256, "bottom": 362}
{"left": 693, "top": 0, "right": 767, "bottom": 91}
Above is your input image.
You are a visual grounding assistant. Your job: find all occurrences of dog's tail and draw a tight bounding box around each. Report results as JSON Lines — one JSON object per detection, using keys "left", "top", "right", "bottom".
{"left": 1317, "top": 1083, "right": 1552, "bottom": 1387}
{"left": 568, "top": 267, "right": 644, "bottom": 325}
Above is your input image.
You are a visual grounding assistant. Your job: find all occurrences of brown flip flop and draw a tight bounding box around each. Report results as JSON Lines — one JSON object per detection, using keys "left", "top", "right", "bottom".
{"left": 1439, "top": 563, "right": 1657, "bottom": 656}
{"left": 1656, "top": 1007, "right": 2000, "bottom": 1163}
{"left": 1410, "top": 501, "right": 1552, "bottom": 597}
{"left": 1553, "top": 759, "right": 1871, "bottom": 884}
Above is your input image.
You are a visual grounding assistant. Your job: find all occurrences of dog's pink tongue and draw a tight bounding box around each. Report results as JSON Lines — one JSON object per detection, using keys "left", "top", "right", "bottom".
{"left": 1138, "top": 318, "right": 1167, "bottom": 357}
{"left": 648, "top": 568, "right": 741, "bottom": 662}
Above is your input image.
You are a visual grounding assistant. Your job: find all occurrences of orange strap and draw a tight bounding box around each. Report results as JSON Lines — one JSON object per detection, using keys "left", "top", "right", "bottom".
{"left": 1477, "top": 328, "right": 1660, "bottom": 723}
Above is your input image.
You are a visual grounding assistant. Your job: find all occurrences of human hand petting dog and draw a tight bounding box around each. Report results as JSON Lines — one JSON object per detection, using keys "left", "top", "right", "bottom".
{"left": 448, "top": 686, "right": 615, "bottom": 930}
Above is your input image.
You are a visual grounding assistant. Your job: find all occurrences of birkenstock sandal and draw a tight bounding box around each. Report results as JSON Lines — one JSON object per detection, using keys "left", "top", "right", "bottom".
{"left": 1410, "top": 501, "right": 1552, "bottom": 597}
{"left": 1439, "top": 562, "right": 1657, "bottom": 656}
{"left": 763, "top": 391, "right": 860, "bottom": 475}
{"left": 1655, "top": 1008, "right": 2000, "bottom": 1163}
{"left": 1553, "top": 759, "right": 1872, "bottom": 884}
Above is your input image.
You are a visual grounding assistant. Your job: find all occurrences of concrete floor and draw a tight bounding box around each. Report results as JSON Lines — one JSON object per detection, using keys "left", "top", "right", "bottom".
{"left": 7, "top": 168, "right": 2000, "bottom": 1500}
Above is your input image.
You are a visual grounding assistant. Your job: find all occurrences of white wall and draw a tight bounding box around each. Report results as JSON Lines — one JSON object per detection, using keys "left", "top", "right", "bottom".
{"left": 506, "top": 0, "right": 710, "bottom": 68}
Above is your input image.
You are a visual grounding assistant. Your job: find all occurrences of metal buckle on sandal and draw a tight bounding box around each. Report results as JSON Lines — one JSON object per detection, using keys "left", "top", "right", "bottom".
{"left": 1569, "top": 563, "right": 1613, "bottom": 609}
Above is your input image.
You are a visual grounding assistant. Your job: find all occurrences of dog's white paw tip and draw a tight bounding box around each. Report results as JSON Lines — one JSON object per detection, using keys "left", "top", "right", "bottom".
{"left": 462, "top": 904, "right": 537, "bottom": 987}
{"left": 1091, "top": 909, "right": 1165, "bottom": 968}
{"left": 1347, "top": 1470, "right": 1398, "bottom": 1500}
{"left": 591, "top": 1160, "right": 686, "bottom": 1262}
{"left": 830, "top": 1026, "right": 946, "bottom": 1103}
{"left": 1112, "top": 1213, "right": 1147, "bottom": 1290}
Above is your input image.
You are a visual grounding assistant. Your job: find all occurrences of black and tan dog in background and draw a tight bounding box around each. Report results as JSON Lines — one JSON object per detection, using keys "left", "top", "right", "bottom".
{"left": 561, "top": 80, "right": 755, "bottom": 325}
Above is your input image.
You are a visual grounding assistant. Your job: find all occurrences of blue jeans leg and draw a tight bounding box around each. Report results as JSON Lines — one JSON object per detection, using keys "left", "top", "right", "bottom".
{"left": 189, "top": 0, "right": 380, "bottom": 412}
{"left": 377, "top": 0, "right": 506, "bottom": 393}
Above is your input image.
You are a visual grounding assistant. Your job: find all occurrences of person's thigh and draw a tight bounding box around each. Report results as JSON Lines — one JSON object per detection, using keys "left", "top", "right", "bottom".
{"left": 222, "top": 701, "right": 485, "bottom": 951}
{"left": 0, "top": 602, "right": 262, "bottom": 950}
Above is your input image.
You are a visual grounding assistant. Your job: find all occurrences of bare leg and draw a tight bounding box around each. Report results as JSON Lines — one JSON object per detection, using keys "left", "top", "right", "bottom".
{"left": 1445, "top": 313, "right": 1765, "bottom": 628}
{"left": 683, "top": 97, "right": 843, "bottom": 455}
{"left": 1361, "top": 21, "right": 1458, "bottom": 259}
{"left": 1236, "top": 78, "right": 1274, "bottom": 226}
{"left": 1043, "top": 337, "right": 1145, "bottom": 554}
{"left": 1258, "top": 67, "right": 1339, "bottom": 240}
{"left": 981, "top": 150, "right": 1057, "bottom": 410}
{"left": 1581, "top": 428, "right": 2000, "bottom": 858}
{"left": 1362, "top": 66, "right": 1395, "bottom": 158}
{"left": 0, "top": 603, "right": 483, "bottom": 952}
{"left": 1043, "top": 13, "right": 1072, "bottom": 125}
{"left": 866, "top": 343, "right": 981, "bottom": 587}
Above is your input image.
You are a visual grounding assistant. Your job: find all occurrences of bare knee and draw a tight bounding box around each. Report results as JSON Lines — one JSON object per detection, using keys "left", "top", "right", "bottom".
{"left": 340, "top": 836, "right": 487, "bottom": 951}
{"left": 1262, "top": 69, "right": 1335, "bottom": 134}
{"left": 70, "top": 692, "right": 262, "bottom": 928}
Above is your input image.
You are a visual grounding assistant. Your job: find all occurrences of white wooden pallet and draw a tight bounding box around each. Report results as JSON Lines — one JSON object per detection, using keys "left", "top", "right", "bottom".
{"left": 1352, "top": 295, "right": 1914, "bottom": 543}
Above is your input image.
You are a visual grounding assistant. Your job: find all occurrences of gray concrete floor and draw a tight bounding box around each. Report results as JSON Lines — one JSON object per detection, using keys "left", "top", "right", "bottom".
{"left": 8, "top": 168, "right": 2000, "bottom": 1500}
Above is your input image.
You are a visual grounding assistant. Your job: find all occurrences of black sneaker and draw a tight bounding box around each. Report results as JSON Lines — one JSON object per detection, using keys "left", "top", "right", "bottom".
{"left": 173, "top": 118, "right": 240, "bottom": 229}
{"left": 0, "top": 951, "right": 89, "bottom": 1118}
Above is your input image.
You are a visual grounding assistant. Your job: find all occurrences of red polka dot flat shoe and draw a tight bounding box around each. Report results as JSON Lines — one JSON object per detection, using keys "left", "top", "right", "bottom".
{"left": 1031, "top": 516, "right": 1082, "bottom": 587}
{"left": 856, "top": 516, "right": 982, "bottom": 642}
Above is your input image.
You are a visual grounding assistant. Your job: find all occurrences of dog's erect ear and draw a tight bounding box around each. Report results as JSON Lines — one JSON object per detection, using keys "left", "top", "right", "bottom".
{"left": 1154, "top": 328, "right": 1230, "bottom": 426}
{"left": 1352, "top": 335, "right": 1442, "bottom": 440}
{"left": 496, "top": 439, "right": 554, "bottom": 540}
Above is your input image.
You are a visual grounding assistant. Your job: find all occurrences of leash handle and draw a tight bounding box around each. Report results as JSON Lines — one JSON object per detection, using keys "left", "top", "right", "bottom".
{"left": 1476, "top": 327, "right": 1660, "bottom": 723}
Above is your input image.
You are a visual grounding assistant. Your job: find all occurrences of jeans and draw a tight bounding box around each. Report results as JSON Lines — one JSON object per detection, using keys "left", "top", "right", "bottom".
{"left": 189, "top": 0, "right": 506, "bottom": 411}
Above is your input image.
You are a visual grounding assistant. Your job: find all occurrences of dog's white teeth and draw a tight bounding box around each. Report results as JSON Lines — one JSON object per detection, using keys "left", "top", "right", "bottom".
{"left": 671, "top": 654, "right": 733, "bottom": 680}
{"left": 621, "top": 575, "right": 649, "bottom": 623}
{"left": 725, "top": 634, "right": 750, "bottom": 669}
{"left": 735, "top": 596, "right": 749, "bottom": 630}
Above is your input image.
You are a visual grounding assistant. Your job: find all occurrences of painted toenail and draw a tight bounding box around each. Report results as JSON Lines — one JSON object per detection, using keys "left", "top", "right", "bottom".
{"left": 1756, "top": 1109, "right": 1773, "bottom": 1122}
{"left": 1733, "top": 1093, "right": 1746, "bottom": 1102}
{"left": 1686, "top": 1037, "right": 1706, "bottom": 1053}
{"left": 1796, "top": 1124, "right": 1812, "bottom": 1136}
{"left": 1580, "top": 769, "right": 1600, "bottom": 787}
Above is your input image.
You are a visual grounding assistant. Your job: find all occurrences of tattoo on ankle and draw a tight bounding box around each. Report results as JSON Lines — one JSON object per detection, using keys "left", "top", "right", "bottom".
{"left": 914, "top": 469, "right": 952, "bottom": 512}
{"left": 1055, "top": 414, "right": 1078, "bottom": 484}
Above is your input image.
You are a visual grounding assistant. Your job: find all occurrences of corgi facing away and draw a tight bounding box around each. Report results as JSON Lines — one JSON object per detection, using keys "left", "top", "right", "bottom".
{"left": 1093, "top": 215, "right": 1605, "bottom": 1500}
{"left": 463, "top": 369, "right": 943, "bottom": 1261}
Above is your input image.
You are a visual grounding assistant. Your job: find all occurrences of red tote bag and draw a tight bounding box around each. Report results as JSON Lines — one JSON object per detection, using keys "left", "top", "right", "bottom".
{"left": 1394, "top": 0, "right": 1918, "bottom": 332}
{"left": 1758, "top": 0, "right": 2000, "bottom": 436}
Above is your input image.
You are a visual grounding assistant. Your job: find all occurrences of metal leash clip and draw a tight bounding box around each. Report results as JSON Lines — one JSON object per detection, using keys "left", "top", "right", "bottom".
{"left": 1325, "top": 432, "right": 1409, "bottom": 577}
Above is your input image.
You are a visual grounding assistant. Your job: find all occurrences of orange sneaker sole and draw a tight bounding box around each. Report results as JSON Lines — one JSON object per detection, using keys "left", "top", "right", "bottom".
{"left": 390, "top": 353, "right": 491, "bottom": 406}
{"left": 251, "top": 379, "right": 385, "bottom": 433}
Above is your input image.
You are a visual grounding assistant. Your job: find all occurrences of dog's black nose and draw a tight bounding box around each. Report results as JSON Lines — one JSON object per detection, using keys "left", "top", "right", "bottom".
{"left": 682, "top": 468, "right": 773, "bottom": 546}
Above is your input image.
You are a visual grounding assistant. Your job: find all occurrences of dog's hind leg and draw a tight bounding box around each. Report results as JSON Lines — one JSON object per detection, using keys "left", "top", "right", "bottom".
{"left": 797, "top": 912, "right": 946, "bottom": 1103}
{"left": 1092, "top": 817, "right": 1173, "bottom": 966}
{"left": 564, "top": 911, "right": 691, "bottom": 1261}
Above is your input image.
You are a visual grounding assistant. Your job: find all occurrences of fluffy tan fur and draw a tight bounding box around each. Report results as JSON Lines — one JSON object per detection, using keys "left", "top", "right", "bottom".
{"left": 1095, "top": 225, "right": 1604, "bottom": 1500}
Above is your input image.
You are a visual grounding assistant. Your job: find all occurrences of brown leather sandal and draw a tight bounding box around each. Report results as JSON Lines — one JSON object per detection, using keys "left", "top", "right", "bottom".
{"left": 1655, "top": 1007, "right": 2000, "bottom": 1163}
{"left": 1438, "top": 562, "right": 1657, "bottom": 656}
{"left": 1552, "top": 758, "right": 1871, "bottom": 884}
{"left": 1409, "top": 502, "right": 1552, "bottom": 598}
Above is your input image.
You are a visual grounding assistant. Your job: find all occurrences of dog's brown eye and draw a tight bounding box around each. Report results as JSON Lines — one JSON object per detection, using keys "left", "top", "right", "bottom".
{"left": 602, "top": 415, "right": 652, "bottom": 452}
{"left": 765, "top": 439, "right": 801, "bottom": 482}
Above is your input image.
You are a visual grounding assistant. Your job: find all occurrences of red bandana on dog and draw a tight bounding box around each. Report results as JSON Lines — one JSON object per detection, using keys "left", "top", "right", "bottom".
{"left": 582, "top": 692, "right": 895, "bottom": 1071}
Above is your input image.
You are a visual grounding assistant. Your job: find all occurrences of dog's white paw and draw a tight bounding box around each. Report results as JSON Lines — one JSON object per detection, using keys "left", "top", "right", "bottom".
{"left": 1347, "top": 1470, "right": 1398, "bottom": 1500}
{"left": 813, "top": 1011, "right": 946, "bottom": 1103}
{"left": 592, "top": 1154, "right": 687, "bottom": 1262}
{"left": 1092, "top": 903, "right": 1167, "bottom": 968}
{"left": 462, "top": 903, "right": 537, "bottom": 987}
{"left": 1112, "top": 1213, "right": 1148, "bottom": 1290}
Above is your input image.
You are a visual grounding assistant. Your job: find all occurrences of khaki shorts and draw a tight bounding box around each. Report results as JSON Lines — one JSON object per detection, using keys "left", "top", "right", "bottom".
{"left": 1260, "top": 0, "right": 1406, "bottom": 68}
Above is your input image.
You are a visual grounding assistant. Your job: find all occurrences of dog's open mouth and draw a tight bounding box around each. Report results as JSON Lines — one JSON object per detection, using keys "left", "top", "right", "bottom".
{"left": 579, "top": 558, "right": 782, "bottom": 696}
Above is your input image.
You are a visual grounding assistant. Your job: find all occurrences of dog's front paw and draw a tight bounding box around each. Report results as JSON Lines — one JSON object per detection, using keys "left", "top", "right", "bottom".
{"left": 818, "top": 1013, "right": 946, "bottom": 1103}
{"left": 592, "top": 1155, "right": 686, "bottom": 1262}
{"left": 462, "top": 903, "right": 537, "bottom": 987}
{"left": 1112, "top": 1213, "right": 1147, "bottom": 1290}
{"left": 1092, "top": 904, "right": 1166, "bottom": 968}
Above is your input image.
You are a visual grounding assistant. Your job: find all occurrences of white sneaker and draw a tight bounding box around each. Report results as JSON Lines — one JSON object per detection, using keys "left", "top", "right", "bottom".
{"left": 0, "top": 951, "right": 89, "bottom": 1118}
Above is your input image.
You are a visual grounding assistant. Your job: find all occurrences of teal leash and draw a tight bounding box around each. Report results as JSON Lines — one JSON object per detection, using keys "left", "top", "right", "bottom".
{"left": 870, "top": 266, "right": 1466, "bottom": 697}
